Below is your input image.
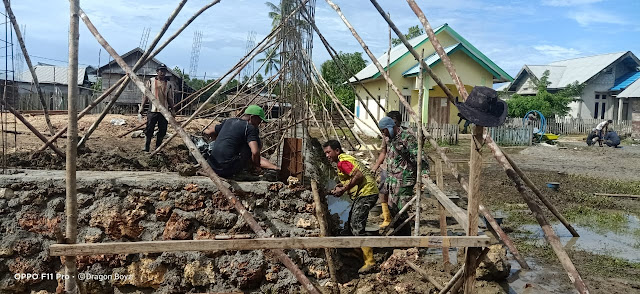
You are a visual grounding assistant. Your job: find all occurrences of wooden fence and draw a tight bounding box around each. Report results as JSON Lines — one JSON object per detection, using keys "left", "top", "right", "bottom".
{"left": 488, "top": 125, "right": 533, "bottom": 146}
{"left": 408, "top": 122, "right": 459, "bottom": 145}
{"left": 502, "top": 117, "right": 633, "bottom": 135}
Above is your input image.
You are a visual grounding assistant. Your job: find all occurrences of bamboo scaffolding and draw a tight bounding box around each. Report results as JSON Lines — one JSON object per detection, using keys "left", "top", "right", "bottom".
{"left": 65, "top": 0, "right": 80, "bottom": 292}
{"left": 2, "top": 0, "right": 55, "bottom": 135}
{"left": 301, "top": 7, "right": 385, "bottom": 117}
{"left": 365, "top": 0, "right": 529, "bottom": 270}
{"left": 150, "top": 0, "right": 311, "bottom": 153}
{"left": 439, "top": 247, "right": 490, "bottom": 294}
{"left": 309, "top": 65, "right": 376, "bottom": 160}
{"left": 400, "top": 2, "right": 589, "bottom": 291}
{"left": 76, "top": 6, "right": 322, "bottom": 293}
{"left": 407, "top": 261, "right": 443, "bottom": 291}
{"left": 435, "top": 159, "right": 450, "bottom": 271}
{"left": 77, "top": 0, "right": 189, "bottom": 148}
{"left": 36, "top": 0, "right": 221, "bottom": 154}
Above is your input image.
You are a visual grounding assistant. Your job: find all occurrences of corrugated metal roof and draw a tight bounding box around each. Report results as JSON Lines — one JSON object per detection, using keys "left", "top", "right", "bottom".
{"left": 401, "top": 43, "right": 461, "bottom": 76}
{"left": 618, "top": 78, "right": 640, "bottom": 98}
{"left": 348, "top": 25, "right": 443, "bottom": 82}
{"left": 16, "top": 65, "right": 87, "bottom": 85}
{"left": 611, "top": 71, "right": 640, "bottom": 91}
{"left": 531, "top": 52, "right": 627, "bottom": 88}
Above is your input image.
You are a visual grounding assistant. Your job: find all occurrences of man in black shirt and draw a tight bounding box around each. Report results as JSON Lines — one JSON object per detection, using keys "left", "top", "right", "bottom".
{"left": 203, "top": 105, "right": 279, "bottom": 178}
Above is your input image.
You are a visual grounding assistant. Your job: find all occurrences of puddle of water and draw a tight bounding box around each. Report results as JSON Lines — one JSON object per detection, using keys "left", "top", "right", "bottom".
{"left": 326, "top": 194, "right": 351, "bottom": 224}
{"left": 506, "top": 258, "right": 569, "bottom": 294}
{"left": 518, "top": 214, "right": 640, "bottom": 262}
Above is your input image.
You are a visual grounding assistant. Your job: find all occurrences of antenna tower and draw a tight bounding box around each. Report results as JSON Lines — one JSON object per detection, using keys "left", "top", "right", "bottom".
{"left": 242, "top": 30, "right": 256, "bottom": 82}
{"left": 189, "top": 30, "right": 202, "bottom": 78}
{"left": 139, "top": 27, "right": 151, "bottom": 50}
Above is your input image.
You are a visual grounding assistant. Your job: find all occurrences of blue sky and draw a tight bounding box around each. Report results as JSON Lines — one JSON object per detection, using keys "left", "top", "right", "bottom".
{"left": 4, "top": 0, "right": 640, "bottom": 81}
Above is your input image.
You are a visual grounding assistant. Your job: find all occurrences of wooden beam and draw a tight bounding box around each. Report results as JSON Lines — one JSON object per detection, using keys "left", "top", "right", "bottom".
{"left": 50, "top": 236, "right": 492, "bottom": 256}
{"left": 464, "top": 126, "right": 484, "bottom": 294}
{"left": 424, "top": 179, "right": 469, "bottom": 233}
{"left": 594, "top": 193, "right": 640, "bottom": 198}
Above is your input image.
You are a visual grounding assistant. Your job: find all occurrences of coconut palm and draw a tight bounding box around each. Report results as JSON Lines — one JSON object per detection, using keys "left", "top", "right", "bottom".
{"left": 257, "top": 47, "right": 281, "bottom": 76}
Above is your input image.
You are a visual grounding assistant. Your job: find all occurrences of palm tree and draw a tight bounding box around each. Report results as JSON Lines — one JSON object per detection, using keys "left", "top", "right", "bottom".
{"left": 265, "top": 1, "right": 282, "bottom": 29}
{"left": 257, "top": 47, "right": 281, "bottom": 76}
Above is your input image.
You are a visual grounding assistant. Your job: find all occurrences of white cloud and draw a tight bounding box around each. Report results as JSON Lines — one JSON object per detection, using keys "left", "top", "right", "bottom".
{"left": 533, "top": 45, "right": 582, "bottom": 60}
{"left": 541, "top": 0, "right": 604, "bottom": 6}
{"left": 569, "top": 9, "right": 629, "bottom": 26}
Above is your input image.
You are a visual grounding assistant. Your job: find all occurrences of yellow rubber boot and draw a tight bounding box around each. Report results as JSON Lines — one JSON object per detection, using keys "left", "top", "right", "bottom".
{"left": 380, "top": 203, "right": 392, "bottom": 228}
{"left": 358, "top": 247, "right": 375, "bottom": 273}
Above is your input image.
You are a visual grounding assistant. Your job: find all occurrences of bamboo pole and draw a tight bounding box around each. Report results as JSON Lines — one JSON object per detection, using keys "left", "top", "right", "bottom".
{"left": 2, "top": 0, "right": 55, "bottom": 135}
{"left": 414, "top": 49, "right": 424, "bottom": 236}
{"left": 37, "top": 0, "right": 220, "bottom": 153}
{"left": 463, "top": 126, "right": 483, "bottom": 294}
{"left": 77, "top": 0, "right": 188, "bottom": 148}
{"left": 365, "top": 0, "right": 529, "bottom": 270}
{"left": 0, "top": 101, "right": 64, "bottom": 157}
{"left": 503, "top": 152, "right": 579, "bottom": 237}
{"left": 65, "top": 0, "right": 80, "bottom": 292}
{"left": 407, "top": 261, "right": 443, "bottom": 291}
{"left": 311, "top": 181, "right": 338, "bottom": 288}
{"left": 439, "top": 247, "right": 490, "bottom": 294}
{"left": 436, "top": 160, "right": 450, "bottom": 271}
{"left": 593, "top": 193, "right": 640, "bottom": 198}
{"left": 78, "top": 7, "right": 320, "bottom": 294}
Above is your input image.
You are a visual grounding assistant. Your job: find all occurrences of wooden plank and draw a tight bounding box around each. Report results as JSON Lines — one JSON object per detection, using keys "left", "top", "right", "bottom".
{"left": 49, "top": 236, "right": 492, "bottom": 256}
{"left": 424, "top": 178, "right": 469, "bottom": 233}
{"left": 464, "top": 126, "right": 484, "bottom": 294}
{"left": 594, "top": 193, "right": 640, "bottom": 198}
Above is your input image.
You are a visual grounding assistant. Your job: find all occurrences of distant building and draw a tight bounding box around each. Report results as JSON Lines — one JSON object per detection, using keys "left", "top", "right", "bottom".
{"left": 348, "top": 24, "right": 513, "bottom": 136}
{"left": 98, "top": 47, "right": 193, "bottom": 113}
{"left": 0, "top": 63, "right": 97, "bottom": 110}
{"left": 505, "top": 51, "right": 640, "bottom": 120}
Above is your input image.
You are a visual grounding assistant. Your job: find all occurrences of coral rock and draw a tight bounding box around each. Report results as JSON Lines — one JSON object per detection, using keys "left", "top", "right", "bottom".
{"left": 183, "top": 260, "right": 217, "bottom": 286}
{"left": 162, "top": 212, "right": 193, "bottom": 240}
{"left": 380, "top": 248, "right": 419, "bottom": 275}
{"left": 17, "top": 212, "right": 61, "bottom": 237}
{"left": 113, "top": 258, "right": 166, "bottom": 289}
{"left": 476, "top": 244, "right": 511, "bottom": 281}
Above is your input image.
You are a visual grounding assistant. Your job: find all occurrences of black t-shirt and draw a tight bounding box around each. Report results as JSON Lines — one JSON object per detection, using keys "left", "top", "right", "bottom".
{"left": 210, "top": 118, "right": 261, "bottom": 166}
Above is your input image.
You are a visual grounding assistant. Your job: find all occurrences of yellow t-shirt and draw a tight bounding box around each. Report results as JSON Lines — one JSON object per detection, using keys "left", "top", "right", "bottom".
{"left": 337, "top": 153, "right": 379, "bottom": 199}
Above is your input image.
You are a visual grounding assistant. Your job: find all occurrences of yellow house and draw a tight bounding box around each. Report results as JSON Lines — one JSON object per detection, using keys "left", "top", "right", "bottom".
{"left": 349, "top": 24, "right": 513, "bottom": 136}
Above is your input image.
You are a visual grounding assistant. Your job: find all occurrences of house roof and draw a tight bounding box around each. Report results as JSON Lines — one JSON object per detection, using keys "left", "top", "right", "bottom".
{"left": 401, "top": 42, "right": 507, "bottom": 82}
{"left": 98, "top": 47, "right": 180, "bottom": 77}
{"left": 15, "top": 65, "right": 87, "bottom": 85}
{"left": 508, "top": 51, "right": 638, "bottom": 91}
{"left": 618, "top": 78, "right": 640, "bottom": 98}
{"left": 611, "top": 71, "right": 640, "bottom": 91}
{"left": 348, "top": 24, "right": 513, "bottom": 83}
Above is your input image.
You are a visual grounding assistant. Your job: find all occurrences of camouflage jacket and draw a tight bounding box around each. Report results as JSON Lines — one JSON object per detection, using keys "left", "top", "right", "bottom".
{"left": 384, "top": 127, "right": 429, "bottom": 194}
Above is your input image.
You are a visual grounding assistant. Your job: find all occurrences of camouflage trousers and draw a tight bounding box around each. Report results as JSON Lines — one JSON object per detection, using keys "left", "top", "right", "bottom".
{"left": 390, "top": 185, "right": 415, "bottom": 236}
{"left": 344, "top": 194, "right": 378, "bottom": 236}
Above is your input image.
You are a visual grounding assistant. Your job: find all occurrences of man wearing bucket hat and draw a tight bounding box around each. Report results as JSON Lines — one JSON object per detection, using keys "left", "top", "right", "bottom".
{"left": 377, "top": 115, "right": 429, "bottom": 235}
{"left": 203, "top": 105, "right": 279, "bottom": 178}
{"left": 139, "top": 63, "right": 176, "bottom": 152}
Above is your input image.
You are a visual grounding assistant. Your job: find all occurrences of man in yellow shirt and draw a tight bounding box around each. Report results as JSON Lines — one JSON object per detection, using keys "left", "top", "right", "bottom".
{"left": 323, "top": 140, "right": 378, "bottom": 273}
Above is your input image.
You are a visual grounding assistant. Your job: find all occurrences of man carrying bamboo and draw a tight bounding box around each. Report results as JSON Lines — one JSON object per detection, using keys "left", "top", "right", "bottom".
{"left": 323, "top": 140, "right": 378, "bottom": 273}
{"left": 377, "top": 116, "right": 429, "bottom": 235}
{"left": 139, "top": 64, "right": 175, "bottom": 152}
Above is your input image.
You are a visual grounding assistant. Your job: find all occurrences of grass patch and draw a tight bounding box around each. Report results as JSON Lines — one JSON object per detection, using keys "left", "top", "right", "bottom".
{"left": 563, "top": 205, "right": 629, "bottom": 232}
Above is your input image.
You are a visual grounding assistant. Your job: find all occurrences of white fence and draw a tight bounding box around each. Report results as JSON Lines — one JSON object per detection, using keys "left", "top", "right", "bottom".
{"left": 488, "top": 125, "right": 533, "bottom": 146}
{"left": 502, "top": 117, "right": 633, "bottom": 135}
{"left": 407, "top": 123, "right": 459, "bottom": 145}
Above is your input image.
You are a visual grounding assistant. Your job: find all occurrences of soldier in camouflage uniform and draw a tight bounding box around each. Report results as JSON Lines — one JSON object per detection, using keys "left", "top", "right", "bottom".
{"left": 323, "top": 140, "right": 378, "bottom": 273}
{"left": 378, "top": 117, "right": 429, "bottom": 233}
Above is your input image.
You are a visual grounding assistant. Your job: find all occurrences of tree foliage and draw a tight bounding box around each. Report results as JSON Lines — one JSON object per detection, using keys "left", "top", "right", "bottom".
{"left": 506, "top": 70, "right": 584, "bottom": 118}
{"left": 320, "top": 52, "right": 367, "bottom": 110}
{"left": 256, "top": 47, "right": 280, "bottom": 76}
{"left": 391, "top": 25, "right": 424, "bottom": 46}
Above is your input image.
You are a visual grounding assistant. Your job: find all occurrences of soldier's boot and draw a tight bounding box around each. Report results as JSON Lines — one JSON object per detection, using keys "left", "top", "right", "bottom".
{"left": 358, "top": 247, "right": 375, "bottom": 273}
{"left": 380, "top": 203, "right": 392, "bottom": 228}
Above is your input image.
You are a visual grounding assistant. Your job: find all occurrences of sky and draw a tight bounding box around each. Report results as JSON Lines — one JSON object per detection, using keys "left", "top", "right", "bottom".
{"left": 4, "top": 0, "right": 640, "bottom": 82}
